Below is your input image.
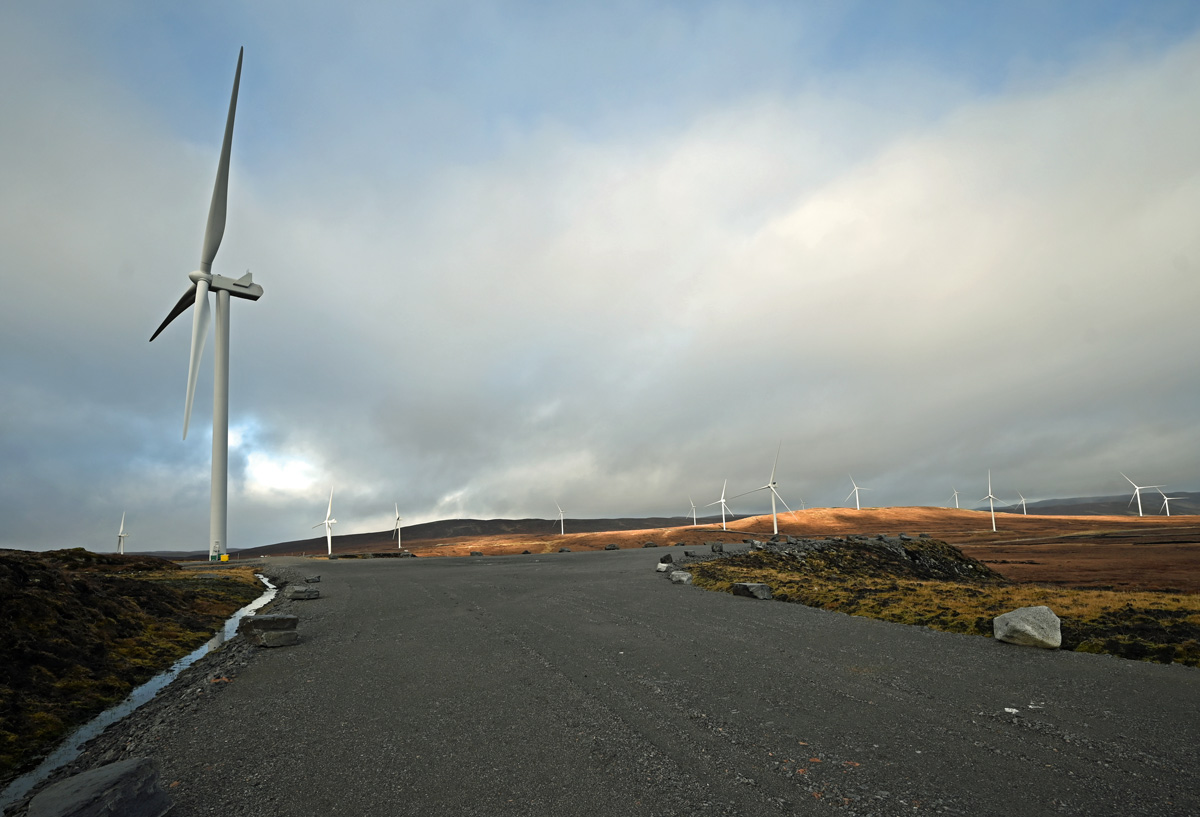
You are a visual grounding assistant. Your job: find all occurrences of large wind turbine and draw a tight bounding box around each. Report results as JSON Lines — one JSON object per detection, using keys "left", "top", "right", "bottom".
{"left": 392, "top": 504, "right": 403, "bottom": 548}
{"left": 845, "top": 476, "right": 870, "bottom": 511}
{"left": 313, "top": 488, "right": 336, "bottom": 556}
{"left": 555, "top": 502, "right": 565, "bottom": 536}
{"left": 687, "top": 495, "right": 698, "bottom": 526}
{"left": 705, "top": 480, "right": 736, "bottom": 531}
{"left": 117, "top": 513, "right": 128, "bottom": 555}
{"left": 949, "top": 488, "right": 961, "bottom": 509}
{"left": 981, "top": 470, "right": 1001, "bottom": 532}
{"left": 1015, "top": 492, "right": 1028, "bottom": 515}
{"left": 149, "top": 49, "right": 262, "bottom": 562}
{"left": 1157, "top": 488, "right": 1182, "bottom": 517}
{"left": 730, "top": 444, "right": 798, "bottom": 535}
{"left": 1122, "top": 473, "right": 1162, "bottom": 518}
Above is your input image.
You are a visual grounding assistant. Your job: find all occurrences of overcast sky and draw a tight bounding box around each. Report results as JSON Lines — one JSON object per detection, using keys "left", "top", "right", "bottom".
{"left": 3, "top": 2, "right": 1199, "bottom": 553}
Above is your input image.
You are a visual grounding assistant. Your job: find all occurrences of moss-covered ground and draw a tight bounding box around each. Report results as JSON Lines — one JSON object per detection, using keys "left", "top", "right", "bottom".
{"left": 688, "top": 542, "right": 1200, "bottom": 669}
{"left": 0, "top": 548, "right": 263, "bottom": 783}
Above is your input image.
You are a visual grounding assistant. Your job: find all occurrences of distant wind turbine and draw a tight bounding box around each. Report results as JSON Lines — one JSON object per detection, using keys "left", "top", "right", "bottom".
{"left": 845, "top": 476, "right": 870, "bottom": 511}
{"left": 393, "top": 504, "right": 403, "bottom": 548}
{"left": 981, "top": 471, "right": 1002, "bottom": 533}
{"left": 730, "top": 443, "right": 798, "bottom": 535}
{"left": 949, "top": 489, "right": 961, "bottom": 509}
{"left": 1158, "top": 488, "right": 1183, "bottom": 517}
{"left": 688, "top": 495, "right": 698, "bottom": 526}
{"left": 555, "top": 502, "right": 565, "bottom": 536}
{"left": 1122, "top": 473, "right": 1162, "bottom": 518}
{"left": 705, "top": 480, "right": 736, "bottom": 531}
{"left": 117, "top": 513, "right": 128, "bottom": 555}
{"left": 1015, "top": 492, "right": 1028, "bottom": 515}
{"left": 313, "top": 488, "right": 336, "bottom": 556}
{"left": 149, "top": 48, "right": 262, "bottom": 562}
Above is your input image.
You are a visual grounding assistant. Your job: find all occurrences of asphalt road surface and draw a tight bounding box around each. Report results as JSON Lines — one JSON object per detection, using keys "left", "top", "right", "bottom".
{"left": 150, "top": 549, "right": 1197, "bottom": 816}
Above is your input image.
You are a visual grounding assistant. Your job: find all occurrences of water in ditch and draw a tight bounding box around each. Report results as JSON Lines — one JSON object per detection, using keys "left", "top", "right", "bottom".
{"left": 0, "top": 574, "right": 278, "bottom": 813}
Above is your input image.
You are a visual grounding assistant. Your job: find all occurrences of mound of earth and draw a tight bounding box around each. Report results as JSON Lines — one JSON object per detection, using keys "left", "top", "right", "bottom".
{"left": 687, "top": 535, "right": 1005, "bottom": 585}
{"left": 0, "top": 549, "right": 263, "bottom": 786}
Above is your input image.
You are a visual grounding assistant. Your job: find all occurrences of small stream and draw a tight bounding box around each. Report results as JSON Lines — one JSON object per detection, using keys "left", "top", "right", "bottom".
{"left": 0, "top": 574, "right": 278, "bottom": 813}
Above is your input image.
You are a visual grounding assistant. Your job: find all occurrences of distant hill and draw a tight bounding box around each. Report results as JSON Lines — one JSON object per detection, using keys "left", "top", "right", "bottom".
{"left": 978, "top": 491, "right": 1200, "bottom": 517}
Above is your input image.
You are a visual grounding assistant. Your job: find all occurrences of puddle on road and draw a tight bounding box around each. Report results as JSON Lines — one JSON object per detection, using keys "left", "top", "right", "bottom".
{"left": 0, "top": 575, "right": 278, "bottom": 813}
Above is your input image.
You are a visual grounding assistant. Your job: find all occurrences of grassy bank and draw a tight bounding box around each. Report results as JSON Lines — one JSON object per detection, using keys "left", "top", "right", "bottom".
{"left": 688, "top": 544, "right": 1200, "bottom": 668}
{"left": 0, "top": 548, "right": 264, "bottom": 783}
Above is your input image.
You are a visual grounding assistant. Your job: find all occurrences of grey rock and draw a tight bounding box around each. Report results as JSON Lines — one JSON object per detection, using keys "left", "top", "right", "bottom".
{"left": 683, "top": 550, "right": 697, "bottom": 557}
{"left": 674, "top": 542, "right": 686, "bottom": 547}
{"left": 655, "top": 562, "right": 672, "bottom": 572}
{"left": 558, "top": 548, "right": 572, "bottom": 553}
{"left": 304, "top": 575, "right": 321, "bottom": 583}
{"left": 283, "top": 585, "right": 320, "bottom": 600}
{"left": 658, "top": 553, "right": 674, "bottom": 564}
{"left": 238, "top": 614, "right": 298, "bottom": 633}
{"left": 27, "top": 757, "right": 171, "bottom": 817}
{"left": 708, "top": 542, "right": 724, "bottom": 553}
{"left": 604, "top": 544, "right": 619, "bottom": 551}
{"left": 328, "top": 554, "right": 339, "bottom": 560}
{"left": 521, "top": 550, "right": 531, "bottom": 554}
{"left": 642, "top": 542, "right": 658, "bottom": 548}
{"left": 253, "top": 630, "right": 300, "bottom": 648}
{"left": 669, "top": 571, "right": 693, "bottom": 585}
{"left": 732, "top": 582, "right": 773, "bottom": 600}
{"left": 470, "top": 551, "right": 484, "bottom": 556}
{"left": 993, "top": 606, "right": 1062, "bottom": 649}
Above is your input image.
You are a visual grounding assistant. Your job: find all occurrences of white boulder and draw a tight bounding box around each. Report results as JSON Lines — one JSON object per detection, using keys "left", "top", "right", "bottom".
{"left": 993, "top": 605, "right": 1061, "bottom": 649}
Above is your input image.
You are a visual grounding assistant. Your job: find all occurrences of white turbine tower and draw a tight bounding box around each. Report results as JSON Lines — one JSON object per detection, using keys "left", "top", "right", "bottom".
{"left": 555, "top": 502, "right": 565, "bottom": 536}
{"left": 845, "top": 476, "right": 870, "bottom": 511}
{"left": 981, "top": 470, "right": 1001, "bottom": 533}
{"left": 949, "top": 489, "right": 961, "bottom": 509}
{"left": 1122, "top": 473, "right": 1162, "bottom": 518}
{"left": 117, "top": 513, "right": 128, "bottom": 555}
{"left": 313, "top": 488, "right": 336, "bottom": 556}
{"left": 150, "top": 49, "right": 262, "bottom": 562}
{"left": 392, "top": 504, "right": 403, "bottom": 549}
{"left": 730, "top": 444, "right": 798, "bottom": 535}
{"left": 688, "top": 495, "right": 698, "bottom": 526}
{"left": 705, "top": 480, "right": 736, "bottom": 531}
{"left": 1152, "top": 487, "right": 1180, "bottom": 513}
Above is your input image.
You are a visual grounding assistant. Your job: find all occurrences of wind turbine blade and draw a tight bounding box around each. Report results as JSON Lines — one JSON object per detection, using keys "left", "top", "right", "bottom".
{"left": 327, "top": 488, "right": 334, "bottom": 519}
{"left": 772, "top": 488, "right": 795, "bottom": 515}
{"left": 845, "top": 489, "right": 856, "bottom": 503}
{"left": 770, "top": 441, "right": 781, "bottom": 482}
{"left": 182, "top": 279, "right": 212, "bottom": 439}
{"left": 728, "top": 487, "right": 766, "bottom": 501}
{"left": 119, "top": 512, "right": 125, "bottom": 535}
{"left": 150, "top": 284, "right": 198, "bottom": 342}
{"left": 201, "top": 48, "right": 243, "bottom": 270}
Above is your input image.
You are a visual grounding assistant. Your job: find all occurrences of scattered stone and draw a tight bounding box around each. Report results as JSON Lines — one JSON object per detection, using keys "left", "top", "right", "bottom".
{"left": 304, "top": 575, "right": 321, "bottom": 583}
{"left": 27, "top": 757, "right": 172, "bottom": 817}
{"left": 642, "top": 542, "right": 658, "bottom": 548}
{"left": 732, "top": 582, "right": 773, "bottom": 600}
{"left": 669, "top": 571, "right": 693, "bottom": 585}
{"left": 683, "top": 550, "right": 697, "bottom": 558}
{"left": 899, "top": 533, "right": 913, "bottom": 541}
{"left": 708, "top": 542, "right": 724, "bottom": 553}
{"left": 283, "top": 585, "right": 320, "bottom": 600}
{"left": 558, "top": 548, "right": 572, "bottom": 553}
{"left": 327, "top": 554, "right": 339, "bottom": 560}
{"left": 918, "top": 533, "right": 931, "bottom": 538}
{"left": 655, "top": 563, "right": 672, "bottom": 572}
{"left": 993, "top": 606, "right": 1062, "bottom": 649}
{"left": 470, "top": 551, "right": 484, "bottom": 556}
{"left": 658, "top": 553, "right": 674, "bottom": 564}
{"left": 604, "top": 544, "right": 619, "bottom": 551}
{"left": 521, "top": 550, "right": 531, "bottom": 554}
{"left": 238, "top": 614, "right": 298, "bottom": 633}
{"left": 674, "top": 542, "right": 686, "bottom": 547}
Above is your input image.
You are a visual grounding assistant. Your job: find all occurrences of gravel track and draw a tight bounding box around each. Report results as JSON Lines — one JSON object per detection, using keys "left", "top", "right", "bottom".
{"left": 8, "top": 550, "right": 1199, "bottom": 816}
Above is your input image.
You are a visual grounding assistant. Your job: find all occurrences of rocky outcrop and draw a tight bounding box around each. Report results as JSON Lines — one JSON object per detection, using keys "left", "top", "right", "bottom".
{"left": 26, "top": 757, "right": 171, "bottom": 817}
{"left": 993, "top": 606, "right": 1062, "bottom": 649}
